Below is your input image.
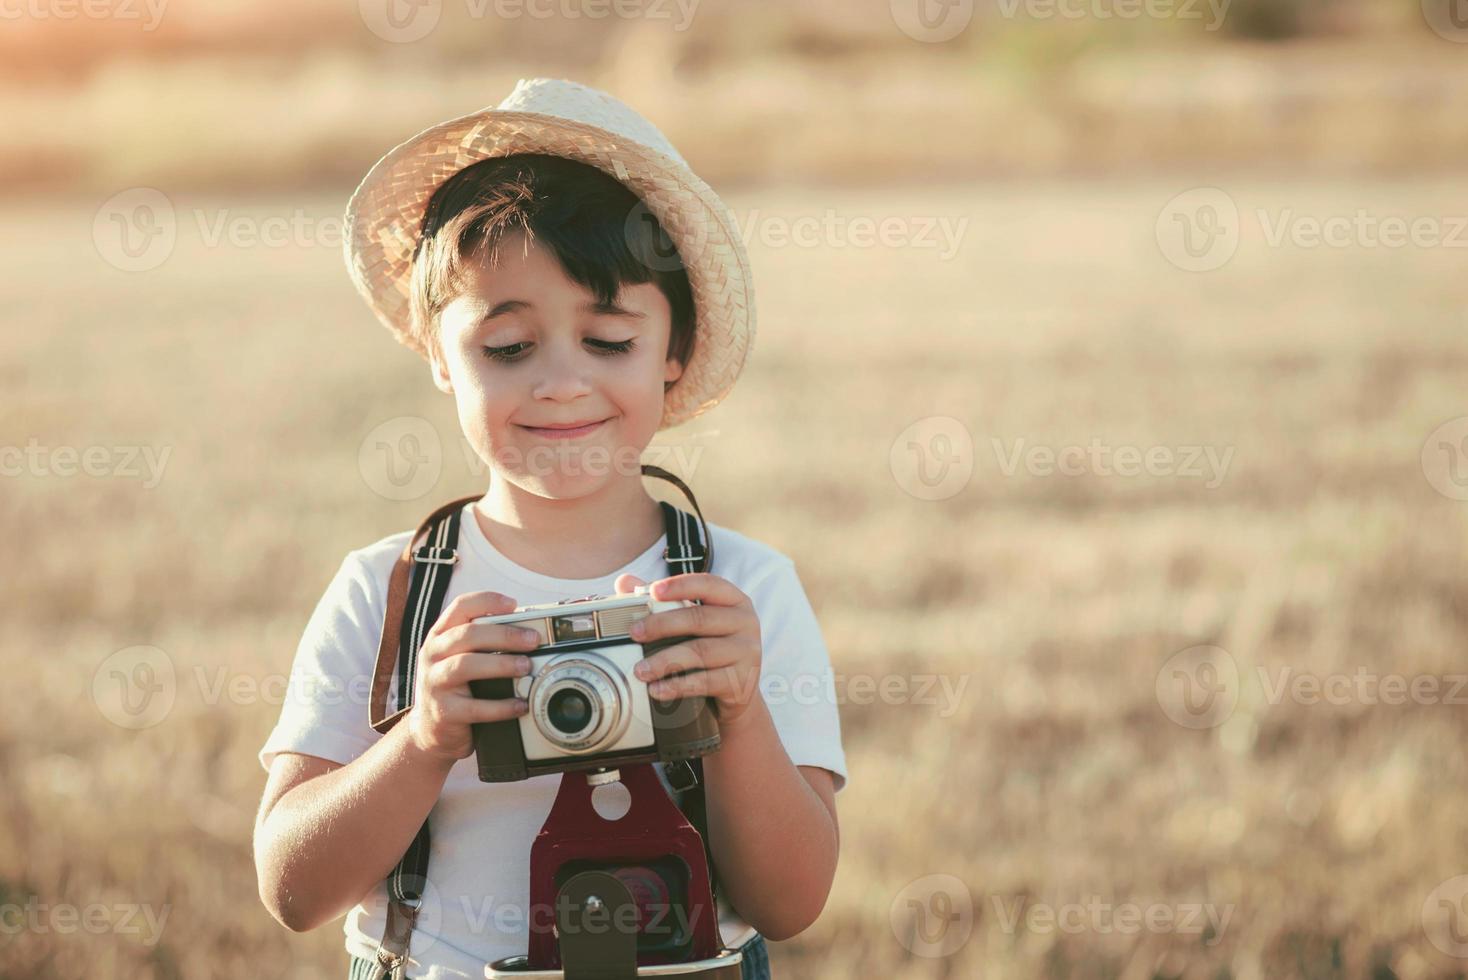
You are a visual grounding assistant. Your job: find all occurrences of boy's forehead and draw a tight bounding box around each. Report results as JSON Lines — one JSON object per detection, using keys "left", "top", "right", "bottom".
{"left": 453, "top": 237, "right": 582, "bottom": 302}
{"left": 457, "top": 233, "right": 658, "bottom": 308}
{"left": 469, "top": 229, "right": 555, "bottom": 280}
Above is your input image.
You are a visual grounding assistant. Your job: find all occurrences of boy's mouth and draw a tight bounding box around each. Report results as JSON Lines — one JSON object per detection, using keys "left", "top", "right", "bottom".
{"left": 516, "top": 418, "right": 610, "bottom": 440}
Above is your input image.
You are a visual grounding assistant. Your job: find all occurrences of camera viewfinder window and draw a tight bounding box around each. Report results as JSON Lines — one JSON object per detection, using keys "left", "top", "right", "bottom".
{"left": 552, "top": 613, "right": 596, "bottom": 643}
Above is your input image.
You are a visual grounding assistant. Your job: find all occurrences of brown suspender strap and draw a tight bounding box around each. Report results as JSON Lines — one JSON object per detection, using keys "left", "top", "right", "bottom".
{"left": 369, "top": 494, "right": 481, "bottom": 735}
{"left": 372, "top": 900, "right": 419, "bottom": 980}
{"left": 642, "top": 463, "right": 714, "bottom": 575}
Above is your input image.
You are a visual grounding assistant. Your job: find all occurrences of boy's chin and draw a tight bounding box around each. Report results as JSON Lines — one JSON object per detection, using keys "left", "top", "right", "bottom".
{"left": 519, "top": 472, "right": 612, "bottom": 499}
{"left": 485, "top": 458, "right": 640, "bottom": 499}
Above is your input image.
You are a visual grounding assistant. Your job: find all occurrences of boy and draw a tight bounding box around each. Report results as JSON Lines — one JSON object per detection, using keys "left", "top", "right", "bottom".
{"left": 253, "top": 78, "right": 847, "bottom": 979}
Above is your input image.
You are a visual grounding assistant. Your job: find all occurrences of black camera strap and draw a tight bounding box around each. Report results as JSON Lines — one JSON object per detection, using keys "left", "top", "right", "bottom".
{"left": 366, "top": 465, "right": 718, "bottom": 980}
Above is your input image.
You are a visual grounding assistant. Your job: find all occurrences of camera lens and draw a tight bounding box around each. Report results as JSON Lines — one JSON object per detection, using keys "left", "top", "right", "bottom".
{"left": 546, "top": 688, "right": 593, "bottom": 734}
{"left": 526, "top": 654, "right": 633, "bottom": 754}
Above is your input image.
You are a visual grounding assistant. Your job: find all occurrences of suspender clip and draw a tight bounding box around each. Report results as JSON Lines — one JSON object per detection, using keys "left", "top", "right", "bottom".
{"left": 413, "top": 546, "right": 459, "bottom": 566}
{"left": 662, "top": 547, "right": 706, "bottom": 568}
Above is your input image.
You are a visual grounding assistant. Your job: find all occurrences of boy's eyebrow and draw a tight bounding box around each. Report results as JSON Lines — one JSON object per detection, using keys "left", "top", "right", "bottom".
{"left": 482, "top": 298, "right": 647, "bottom": 321}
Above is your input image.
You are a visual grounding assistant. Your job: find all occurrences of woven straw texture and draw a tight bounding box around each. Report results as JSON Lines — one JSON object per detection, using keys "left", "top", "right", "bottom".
{"left": 343, "top": 78, "right": 756, "bottom": 431}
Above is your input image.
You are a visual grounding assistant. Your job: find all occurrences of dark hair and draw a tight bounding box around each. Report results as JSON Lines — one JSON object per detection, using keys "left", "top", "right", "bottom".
{"left": 408, "top": 153, "right": 695, "bottom": 370}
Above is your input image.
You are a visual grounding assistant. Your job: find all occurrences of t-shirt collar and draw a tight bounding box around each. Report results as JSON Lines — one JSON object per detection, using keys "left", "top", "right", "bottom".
{"left": 456, "top": 503, "right": 668, "bottom": 594}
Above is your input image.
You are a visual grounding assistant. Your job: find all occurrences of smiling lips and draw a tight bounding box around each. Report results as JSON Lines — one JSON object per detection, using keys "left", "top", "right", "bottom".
{"left": 517, "top": 418, "right": 609, "bottom": 439}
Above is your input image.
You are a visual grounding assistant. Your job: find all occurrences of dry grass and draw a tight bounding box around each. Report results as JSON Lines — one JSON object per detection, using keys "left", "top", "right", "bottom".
{"left": 3, "top": 174, "right": 1468, "bottom": 978}
{"left": 5, "top": 8, "right": 1468, "bottom": 193}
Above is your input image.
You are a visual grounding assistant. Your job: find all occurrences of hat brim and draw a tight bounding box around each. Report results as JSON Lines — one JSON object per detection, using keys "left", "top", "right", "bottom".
{"left": 344, "top": 108, "right": 756, "bottom": 431}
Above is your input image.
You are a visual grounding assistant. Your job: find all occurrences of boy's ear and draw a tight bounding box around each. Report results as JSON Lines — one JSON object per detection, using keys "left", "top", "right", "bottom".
{"left": 428, "top": 341, "right": 454, "bottom": 395}
{"left": 663, "top": 355, "right": 684, "bottom": 387}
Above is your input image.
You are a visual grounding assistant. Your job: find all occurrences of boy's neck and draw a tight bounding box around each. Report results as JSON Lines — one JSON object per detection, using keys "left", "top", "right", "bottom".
{"left": 471, "top": 472, "right": 668, "bottom": 582}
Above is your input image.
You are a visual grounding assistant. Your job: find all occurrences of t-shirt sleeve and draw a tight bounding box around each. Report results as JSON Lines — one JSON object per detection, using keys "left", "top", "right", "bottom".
{"left": 257, "top": 549, "right": 386, "bottom": 773}
{"left": 745, "top": 558, "right": 849, "bottom": 793}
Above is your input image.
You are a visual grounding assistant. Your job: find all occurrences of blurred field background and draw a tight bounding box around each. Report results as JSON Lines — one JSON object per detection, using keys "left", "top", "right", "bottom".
{"left": 5, "top": 0, "right": 1468, "bottom": 977}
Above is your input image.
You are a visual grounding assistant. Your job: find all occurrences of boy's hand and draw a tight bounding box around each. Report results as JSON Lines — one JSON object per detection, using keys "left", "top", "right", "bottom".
{"left": 404, "top": 591, "right": 542, "bottom": 765}
{"left": 613, "top": 573, "right": 764, "bottom": 731}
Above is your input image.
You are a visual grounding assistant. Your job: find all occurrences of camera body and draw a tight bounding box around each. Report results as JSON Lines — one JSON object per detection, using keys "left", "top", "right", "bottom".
{"left": 469, "top": 586, "right": 721, "bottom": 782}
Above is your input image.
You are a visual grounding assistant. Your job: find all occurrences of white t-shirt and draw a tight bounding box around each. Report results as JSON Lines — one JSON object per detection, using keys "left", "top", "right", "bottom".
{"left": 258, "top": 503, "right": 848, "bottom": 979}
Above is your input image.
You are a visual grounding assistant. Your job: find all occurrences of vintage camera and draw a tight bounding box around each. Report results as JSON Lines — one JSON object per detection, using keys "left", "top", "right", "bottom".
{"left": 468, "top": 586, "right": 721, "bottom": 782}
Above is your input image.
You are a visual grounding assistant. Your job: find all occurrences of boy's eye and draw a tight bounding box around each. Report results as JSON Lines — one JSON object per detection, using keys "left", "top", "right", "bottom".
{"left": 482, "top": 343, "right": 530, "bottom": 363}
{"left": 480, "top": 339, "right": 636, "bottom": 363}
{"left": 588, "top": 339, "right": 636, "bottom": 356}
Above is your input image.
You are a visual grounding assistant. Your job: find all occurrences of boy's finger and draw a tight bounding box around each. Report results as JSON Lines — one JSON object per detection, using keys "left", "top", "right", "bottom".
{"left": 433, "top": 622, "right": 543, "bottom": 658}
{"left": 435, "top": 650, "right": 534, "bottom": 687}
{"left": 649, "top": 664, "right": 746, "bottom": 702}
{"left": 648, "top": 573, "right": 744, "bottom": 607}
{"left": 447, "top": 693, "right": 530, "bottom": 724}
{"left": 648, "top": 671, "right": 709, "bottom": 701}
{"left": 614, "top": 573, "right": 647, "bottom": 594}
{"left": 631, "top": 603, "right": 737, "bottom": 644}
{"left": 431, "top": 591, "right": 519, "bottom": 635}
{"left": 635, "top": 642, "right": 711, "bottom": 683}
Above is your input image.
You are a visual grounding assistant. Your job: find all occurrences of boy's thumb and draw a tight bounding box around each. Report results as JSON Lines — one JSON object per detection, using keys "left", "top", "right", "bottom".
{"left": 613, "top": 573, "right": 647, "bottom": 595}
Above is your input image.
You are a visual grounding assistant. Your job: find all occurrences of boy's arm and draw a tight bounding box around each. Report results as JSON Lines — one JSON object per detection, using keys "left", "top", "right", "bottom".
{"left": 621, "top": 564, "right": 847, "bottom": 943}
{"left": 253, "top": 724, "right": 455, "bottom": 933}
{"left": 701, "top": 697, "right": 841, "bottom": 942}
{"left": 255, "top": 589, "right": 538, "bottom": 933}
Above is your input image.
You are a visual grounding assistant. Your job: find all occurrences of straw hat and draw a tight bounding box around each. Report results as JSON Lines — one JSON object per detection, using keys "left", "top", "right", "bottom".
{"left": 343, "top": 77, "right": 756, "bottom": 430}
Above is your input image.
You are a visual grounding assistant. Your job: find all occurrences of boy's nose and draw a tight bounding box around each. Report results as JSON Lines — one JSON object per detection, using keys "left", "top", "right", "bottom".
{"left": 531, "top": 358, "right": 593, "bottom": 402}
